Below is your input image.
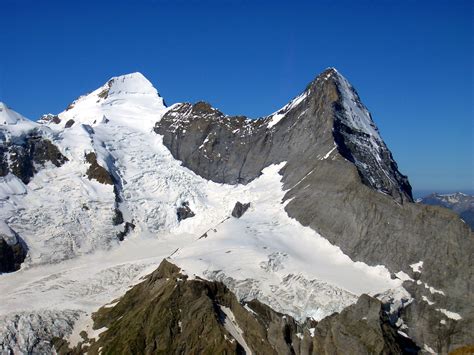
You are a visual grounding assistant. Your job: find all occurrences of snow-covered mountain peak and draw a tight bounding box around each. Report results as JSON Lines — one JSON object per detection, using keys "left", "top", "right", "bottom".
{"left": 105, "top": 72, "right": 161, "bottom": 98}
{"left": 0, "top": 102, "right": 38, "bottom": 136}
{"left": 320, "top": 67, "right": 340, "bottom": 79}
{"left": 0, "top": 102, "right": 28, "bottom": 125}
{"left": 56, "top": 72, "right": 168, "bottom": 131}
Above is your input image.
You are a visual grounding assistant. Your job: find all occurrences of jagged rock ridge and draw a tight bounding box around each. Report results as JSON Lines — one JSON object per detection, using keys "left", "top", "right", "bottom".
{"left": 154, "top": 68, "right": 412, "bottom": 202}
{"left": 53, "top": 260, "right": 417, "bottom": 355}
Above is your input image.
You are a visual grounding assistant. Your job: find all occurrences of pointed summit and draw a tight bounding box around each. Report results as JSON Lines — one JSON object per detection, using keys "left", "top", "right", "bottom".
{"left": 156, "top": 67, "right": 412, "bottom": 201}
{"left": 57, "top": 72, "right": 167, "bottom": 130}
{"left": 0, "top": 102, "right": 29, "bottom": 125}
{"left": 0, "top": 102, "right": 38, "bottom": 134}
{"left": 285, "top": 68, "right": 412, "bottom": 201}
{"left": 103, "top": 72, "right": 163, "bottom": 99}
{"left": 62, "top": 72, "right": 166, "bottom": 112}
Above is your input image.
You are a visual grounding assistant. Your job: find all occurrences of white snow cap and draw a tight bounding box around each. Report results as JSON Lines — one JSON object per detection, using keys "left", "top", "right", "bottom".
{"left": 57, "top": 72, "right": 167, "bottom": 130}
{"left": 106, "top": 72, "right": 162, "bottom": 98}
{"left": 0, "top": 102, "right": 29, "bottom": 125}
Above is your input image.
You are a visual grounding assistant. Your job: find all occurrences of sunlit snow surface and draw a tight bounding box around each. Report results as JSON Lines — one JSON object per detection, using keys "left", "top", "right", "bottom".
{"left": 0, "top": 73, "right": 405, "bottom": 351}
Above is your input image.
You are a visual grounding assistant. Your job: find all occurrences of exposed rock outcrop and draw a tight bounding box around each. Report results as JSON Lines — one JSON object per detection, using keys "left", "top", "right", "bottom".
{"left": 232, "top": 201, "right": 250, "bottom": 218}
{"left": 0, "top": 238, "right": 27, "bottom": 273}
{"left": 0, "top": 132, "right": 68, "bottom": 184}
{"left": 176, "top": 201, "right": 195, "bottom": 221}
{"left": 0, "top": 223, "right": 27, "bottom": 273}
{"left": 64, "top": 119, "right": 75, "bottom": 128}
{"left": 54, "top": 260, "right": 415, "bottom": 355}
{"left": 38, "top": 114, "right": 61, "bottom": 124}
{"left": 116, "top": 221, "right": 135, "bottom": 241}
{"left": 311, "top": 294, "right": 419, "bottom": 354}
{"left": 85, "top": 152, "right": 113, "bottom": 185}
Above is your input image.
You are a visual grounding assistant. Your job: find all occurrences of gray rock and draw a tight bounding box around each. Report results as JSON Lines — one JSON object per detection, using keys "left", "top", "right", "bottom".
{"left": 310, "top": 294, "right": 419, "bottom": 354}
{"left": 0, "top": 237, "right": 27, "bottom": 273}
{"left": 153, "top": 68, "right": 474, "bottom": 351}
{"left": 84, "top": 152, "right": 113, "bottom": 185}
{"left": 0, "top": 222, "right": 27, "bottom": 273}
{"left": 64, "top": 119, "right": 75, "bottom": 128}
{"left": 0, "top": 131, "right": 68, "bottom": 184}
{"left": 38, "top": 113, "right": 61, "bottom": 124}
{"left": 176, "top": 201, "right": 195, "bottom": 221}
{"left": 154, "top": 69, "right": 412, "bottom": 201}
{"left": 231, "top": 201, "right": 250, "bottom": 218}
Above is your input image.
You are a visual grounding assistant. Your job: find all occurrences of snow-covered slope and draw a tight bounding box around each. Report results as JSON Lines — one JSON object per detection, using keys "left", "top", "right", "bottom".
{"left": 0, "top": 102, "right": 38, "bottom": 135}
{"left": 0, "top": 102, "right": 30, "bottom": 126}
{"left": 57, "top": 72, "right": 167, "bottom": 130}
{"left": 0, "top": 72, "right": 412, "bottom": 353}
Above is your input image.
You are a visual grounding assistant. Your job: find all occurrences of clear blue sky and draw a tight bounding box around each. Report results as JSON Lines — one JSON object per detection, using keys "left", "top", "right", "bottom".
{"left": 1, "top": 0, "right": 472, "bottom": 193}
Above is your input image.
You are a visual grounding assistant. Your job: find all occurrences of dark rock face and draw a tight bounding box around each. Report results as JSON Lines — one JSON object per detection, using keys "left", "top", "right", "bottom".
{"left": 155, "top": 101, "right": 269, "bottom": 184}
{"left": 54, "top": 260, "right": 412, "bottom": 355}
{"left": 176, "top": 201, "right": 195, "bottom": 221}
{"left": 154, "top": 68, "right": 474, "bottom": 350}
{"left": 0, "top": 132, "right": 68, "bottom": 184}
{"left": 38, "top": 114, "right": 61, "bottom": 124}
{"left": 0, "top": 239, "right": 27, "bottom": 273}
{"left": 112, "top": 208, "right": 124, "bottom": 226}
{"left": 400, "top": 283, "right": 471, "bottom": 354}
{"left": 0, "top": 228, "right": 27, "bottom": 273}
{"left": 312, "top": 294, "right": 419, "bottom": 354}
{"left": 64, "top": 119, "right": 75, "bottom": 128}
{"left": 232, "top": 201, "right": 250, "bottom": 218}
{"left": 330, "top": 75, "right": 413, "bottom": 202}
{"left": 116, "top": 222, "right": 135, "bottom": 241}
{"left": 97, "top": 79, "right": 113, "bottom": 101}
{"left": 85, "top": 152, "right": 113, "bottom": 185}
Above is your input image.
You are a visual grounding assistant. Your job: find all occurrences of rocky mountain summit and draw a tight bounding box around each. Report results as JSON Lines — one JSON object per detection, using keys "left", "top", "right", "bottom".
{"left": 0, "top": 69, "right": 472, "bottom": 354}
{"left": 155, "top": 68, "right": 412, "bottom": 202}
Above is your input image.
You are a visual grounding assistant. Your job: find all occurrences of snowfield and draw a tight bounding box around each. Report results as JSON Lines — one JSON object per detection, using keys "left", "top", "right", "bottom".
{"left": 0, "top": 73, "right": 408, "bottom": 352}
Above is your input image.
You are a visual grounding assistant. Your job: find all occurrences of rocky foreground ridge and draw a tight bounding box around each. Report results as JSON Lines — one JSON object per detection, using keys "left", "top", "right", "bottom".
{"left": 53, "top": 259, "right": 418, "bottom": 355}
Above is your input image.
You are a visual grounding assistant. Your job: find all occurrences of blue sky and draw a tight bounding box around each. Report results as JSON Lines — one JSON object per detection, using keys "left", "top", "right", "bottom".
{"left": 1, "top": 0, "right": 472, "bottom": 193}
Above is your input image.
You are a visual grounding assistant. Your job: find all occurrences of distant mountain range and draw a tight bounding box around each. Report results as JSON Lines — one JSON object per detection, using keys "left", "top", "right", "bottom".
{"left": 418, "top": 192, "right": 474, "bottom": 229}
